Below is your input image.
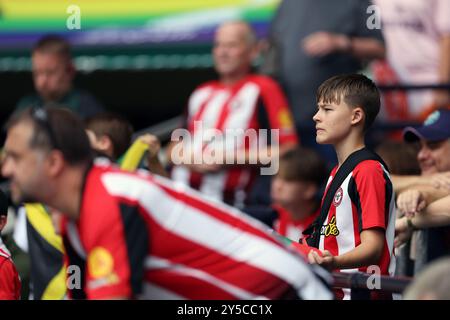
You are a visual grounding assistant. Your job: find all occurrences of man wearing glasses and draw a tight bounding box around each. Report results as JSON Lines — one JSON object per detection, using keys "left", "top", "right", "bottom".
{"left": 1, "top": 107, "right": 332, "bottom": 300}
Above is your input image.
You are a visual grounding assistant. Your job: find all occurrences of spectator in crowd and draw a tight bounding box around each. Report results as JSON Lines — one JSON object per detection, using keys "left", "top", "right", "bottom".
{"left": 393, "top": 109, "right": 450, "bottom": 273}
{"left": 372, "top": 0, "right": 450, "bottom": 122}
{"left": 0, "top": 189, "right": 21, "bottom": 300}
{"left": 2, "top": 107, "right": 332, "bottom": 300}
{"left": 396, "top": 194, "right": 450, "bottom": 231}
{"left": 9, "top": 35, "right": 105, "bottom": 298}
{"left": 263, "top": 0, "right": 385, "bottom": 162}
{"left": 16, "top": 35, "right": 104, "bottom": 119}
{"left": 376, "top": 141, "right": 421, "bottom": 277}
{"left": 12, "top": 109, "right": 167, "bottom": 299}
{"left": 270, "top": 147, "right": 328, "bottom": 242}
{"left": 307, "top": 74, "right": 395, "bottom": 300}
{"left": 403, "top": 257, "right": 450, "bottom": 300}
{"left": 167, "top": 21, "right": 298, "bottom": 209}
{"left": 85, "top": 112, "right": 168, "bottom": 177}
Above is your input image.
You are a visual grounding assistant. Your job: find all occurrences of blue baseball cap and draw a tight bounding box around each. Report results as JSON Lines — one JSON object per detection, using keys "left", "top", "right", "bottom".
{"left": 403, "top": 109, "right": 450, "bottom": 142}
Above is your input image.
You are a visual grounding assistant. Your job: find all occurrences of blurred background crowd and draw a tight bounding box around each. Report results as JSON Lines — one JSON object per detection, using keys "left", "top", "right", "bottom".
{"left": 0, "top": 0, "right": 450, "bottom": 300}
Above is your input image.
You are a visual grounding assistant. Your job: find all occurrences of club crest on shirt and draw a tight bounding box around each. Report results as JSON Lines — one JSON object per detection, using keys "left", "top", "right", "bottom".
{"left": 333, "top": 187, "right": 343, "bottom": 207}
{"left": 320, "top": 216, "right": 340, "bottom": 237}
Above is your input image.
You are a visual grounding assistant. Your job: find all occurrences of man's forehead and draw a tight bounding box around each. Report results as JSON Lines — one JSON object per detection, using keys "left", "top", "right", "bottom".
{"left": 420, "top": 138, "right": 450, "bottom": 148}
{"left": 6, "top": 121, "right": 33, "bottom": 147}
{"left": 216, "top": 24, "right": 249, "bottom": 40}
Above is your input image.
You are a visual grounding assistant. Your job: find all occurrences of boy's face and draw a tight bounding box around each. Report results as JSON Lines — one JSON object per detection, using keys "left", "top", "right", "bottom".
{"left": 313, "top": 99, "right": 355, "bottom": 145}
{"left": 271, "top": 176, "right": 312, "bottom": 208}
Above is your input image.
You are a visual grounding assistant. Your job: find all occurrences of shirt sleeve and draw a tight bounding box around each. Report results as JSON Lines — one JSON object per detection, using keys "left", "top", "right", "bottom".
{"left": 83, "top": 196, "right": 147, "bottom": 299}
{"left": 258, "top": 78, "right": 299, "bottom": 145}
{"left": 0, "top": 258, "right": 21, "bottom": 300}
{"left": 352, "top": 161, "right": 392, "bottom": 231}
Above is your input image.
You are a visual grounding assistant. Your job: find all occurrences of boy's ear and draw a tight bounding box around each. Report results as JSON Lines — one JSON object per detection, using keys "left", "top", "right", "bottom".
{"left": 98, "top": 135, "right": 113, "bottom": 151}
{"left": 351, "top": 107, "right": 365, "bottom": 127}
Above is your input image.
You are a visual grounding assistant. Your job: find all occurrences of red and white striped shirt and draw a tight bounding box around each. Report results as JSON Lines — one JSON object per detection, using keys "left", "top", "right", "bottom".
{"left": 319, "top": 160, "right": 396, "bottom": 300}
{"left": 273, "top": 205, "right": 319, "bottom": 242}
{"left": 0, "top": 237, "right": 21, "bottom": 300}
{"left": 171, "top": 74, "right": 298, "bottom": 208}
{"left": 61, "top": 161, "right": 332, "bottom": 300}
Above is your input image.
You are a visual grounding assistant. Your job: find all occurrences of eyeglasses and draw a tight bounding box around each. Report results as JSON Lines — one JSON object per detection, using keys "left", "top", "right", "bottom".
{"left": 31, "top": 106, "right": 59, "bottom": 150}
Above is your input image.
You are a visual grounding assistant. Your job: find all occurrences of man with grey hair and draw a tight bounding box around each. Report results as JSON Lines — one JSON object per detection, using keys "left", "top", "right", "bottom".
{"left": 167, "top": 21, "right": 298, "bottom": 208}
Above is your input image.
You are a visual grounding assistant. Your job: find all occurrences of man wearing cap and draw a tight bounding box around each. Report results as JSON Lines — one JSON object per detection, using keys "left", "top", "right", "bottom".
{"left": 393, "top": 109, "right": 450, "bottom": 274}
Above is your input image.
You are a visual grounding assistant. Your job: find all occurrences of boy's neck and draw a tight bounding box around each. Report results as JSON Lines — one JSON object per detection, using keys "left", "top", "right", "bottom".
{"left": 334, "top": 133, "right": 365, "bottom": 169}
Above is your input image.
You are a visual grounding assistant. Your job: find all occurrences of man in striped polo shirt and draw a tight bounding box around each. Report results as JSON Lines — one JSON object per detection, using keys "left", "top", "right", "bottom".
{"left": 2, "top": 107, "right": 332, "bottom": 300}
{"left": 167, "top": 21, "right": 298, "bottom": 209}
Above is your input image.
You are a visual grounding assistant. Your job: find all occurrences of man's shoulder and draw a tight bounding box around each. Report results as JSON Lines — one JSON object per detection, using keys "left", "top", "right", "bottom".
{"left": 247, "top": 74, "right": 281, "bottom": 91}
{"left": 73, "top": 88, "right": 105, "bottom": 116}
{"left": 16, "top": 94, "right": 42, "bottom": 110}
{"left": 88, "top": 160, "right": 155, "bottom": 195}
{"left": 194, "top": 80, "right": 220, "bottom": 91}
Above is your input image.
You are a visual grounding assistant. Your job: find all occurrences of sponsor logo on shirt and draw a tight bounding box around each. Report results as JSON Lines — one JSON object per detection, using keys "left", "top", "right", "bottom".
{"left": 320, "top": 216, "right": 340, "bottom": 237}
{"left": 278, "top": 109, "right": 294, "bottom": 129}
{"left": 87, "top": 247, "right": 119, "bottom": 289}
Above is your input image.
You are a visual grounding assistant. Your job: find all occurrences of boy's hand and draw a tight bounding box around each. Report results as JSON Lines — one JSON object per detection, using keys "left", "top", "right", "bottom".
{"left": 308, "top": 250, "right": 336, "bottom": 271}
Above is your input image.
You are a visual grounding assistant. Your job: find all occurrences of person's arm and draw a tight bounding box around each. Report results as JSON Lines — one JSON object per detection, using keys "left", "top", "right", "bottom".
{"left": 308, "top": 228, "right": 385, "bottom": 270}
{"left": 390, "top": 174, "right": 425, "bottom": 194}
{"left": 391, "top": 172, "right": 450, "bottom": 194}
{"left": 136, "top": 134, "right": 169, "bottom": 178}
{"left": 302, "top": 32, "right": 385, "bottom": 60}
{"left": 396, "top": 185, "right": 450, "bottom": 216}
{"left": 397, "top": 195, "right": 450, "bottom": 230}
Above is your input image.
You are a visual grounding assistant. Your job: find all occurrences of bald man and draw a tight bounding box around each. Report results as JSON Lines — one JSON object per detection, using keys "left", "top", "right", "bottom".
{"left": 167, "top": 21, "right": 299, "bottom": 208}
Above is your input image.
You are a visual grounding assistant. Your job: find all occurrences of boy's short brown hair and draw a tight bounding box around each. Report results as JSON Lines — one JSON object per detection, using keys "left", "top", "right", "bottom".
{"left": 277, "top": 147, "right": 328, "bottom": 187}
{"left": 316, "top": 74, "right": 380, "bottom": 132}
{"left": 85, "top": 112, "right": 133, "bottom": 160}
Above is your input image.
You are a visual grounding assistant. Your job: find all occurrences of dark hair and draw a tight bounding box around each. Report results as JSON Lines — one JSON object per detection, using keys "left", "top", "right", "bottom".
{"left": 316, "top": 74, "right": 380, "bottom": 131}
{"left": 5, "top": 106, "right": 93, "bottom": 166}
{"left": 85, "top": 112, "right": 134, "bottom": 160}
{"left": 277, "top": 147, "right": 328, "bottom": 186}
{"left": 376, "top": 141, "right": 421, "bottom": 175}
{"left": 32, "top": 35, "right": 71, "bottom": 61}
